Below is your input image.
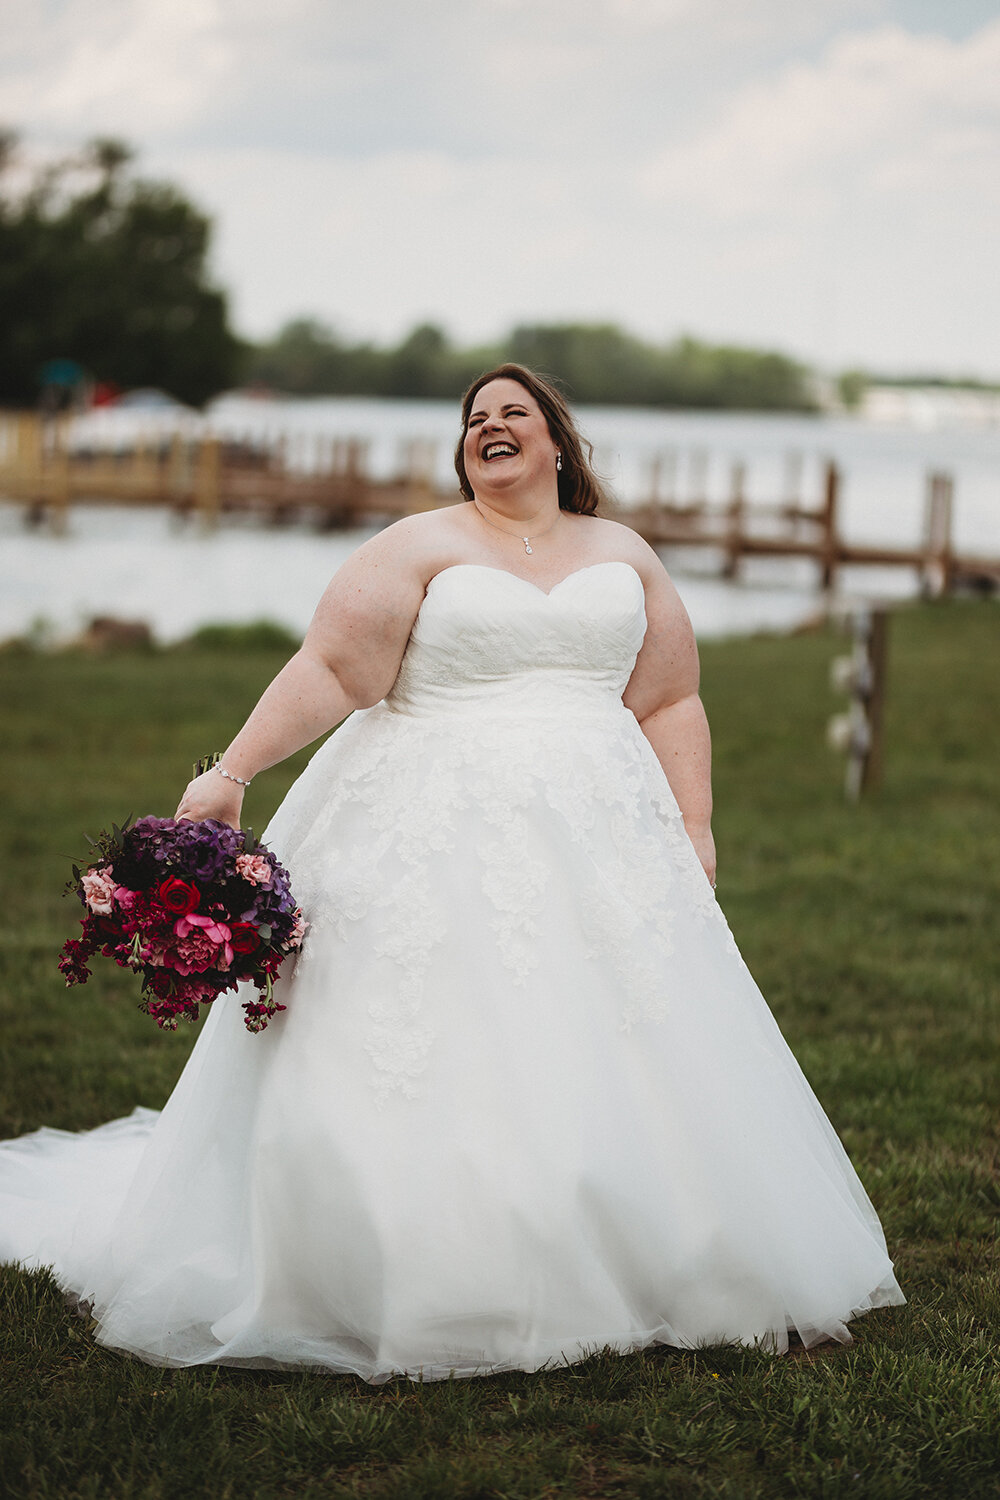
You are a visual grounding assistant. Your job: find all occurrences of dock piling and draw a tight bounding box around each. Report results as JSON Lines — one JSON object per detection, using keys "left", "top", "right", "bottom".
{"left": 819, "top": 460, "right": 840, "bottom": 591}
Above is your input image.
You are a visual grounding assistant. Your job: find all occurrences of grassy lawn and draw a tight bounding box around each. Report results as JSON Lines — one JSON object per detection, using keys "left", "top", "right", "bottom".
{"left": 0, "top": 601, "right": 997, "bottom": 1499}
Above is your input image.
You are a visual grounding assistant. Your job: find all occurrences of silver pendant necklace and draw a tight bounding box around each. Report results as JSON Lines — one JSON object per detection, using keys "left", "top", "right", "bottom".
{"left": 473, "top": 502, "right": 560, "bottom": 555}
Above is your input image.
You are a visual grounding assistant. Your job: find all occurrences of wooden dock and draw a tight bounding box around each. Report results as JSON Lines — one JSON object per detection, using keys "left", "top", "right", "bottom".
{"left": 2, "top": 412, "right": 998, "bottom": 596}
{"left": 0, "top": 414, "right": 444, "bottom": 531}
{"left": 626, "top": 463, "right": 1000, "bottom": 595}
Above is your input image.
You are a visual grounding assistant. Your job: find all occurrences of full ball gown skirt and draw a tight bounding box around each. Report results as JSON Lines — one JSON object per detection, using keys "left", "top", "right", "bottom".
{"left": 0, "top": 562, "right": 904, "bottom": 1380}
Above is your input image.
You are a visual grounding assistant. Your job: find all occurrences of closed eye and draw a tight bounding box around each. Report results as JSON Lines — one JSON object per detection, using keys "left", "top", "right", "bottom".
{"left": 468, "top": 405, "right": 529, "bottom": 430}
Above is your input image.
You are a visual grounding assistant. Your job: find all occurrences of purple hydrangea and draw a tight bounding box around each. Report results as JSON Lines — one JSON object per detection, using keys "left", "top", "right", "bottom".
{"left": 61, "top": 813, "right": 306, "bottom": 1032}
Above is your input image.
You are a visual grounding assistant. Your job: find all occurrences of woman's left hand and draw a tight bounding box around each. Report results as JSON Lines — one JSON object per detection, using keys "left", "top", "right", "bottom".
{"left": 175, "top": 770, "right": 245, "bottom": 829}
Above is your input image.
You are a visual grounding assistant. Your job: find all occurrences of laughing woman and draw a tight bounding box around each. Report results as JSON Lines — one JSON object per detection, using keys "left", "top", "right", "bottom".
{"left": 0, "top": 364, "right": 903, "bottom": 1380}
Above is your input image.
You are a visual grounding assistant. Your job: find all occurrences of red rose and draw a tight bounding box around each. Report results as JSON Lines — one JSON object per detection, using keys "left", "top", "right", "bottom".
{"left": 229, "top": 923, "right": 259, "bottom": 955}
{"left": 158, "top": 877, "right": 200, "bottom": 915}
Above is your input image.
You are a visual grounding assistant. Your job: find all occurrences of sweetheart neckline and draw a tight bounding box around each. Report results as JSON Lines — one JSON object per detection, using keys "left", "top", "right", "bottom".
{"left": 425, "top": 561, "right": 643, "bottom": 600}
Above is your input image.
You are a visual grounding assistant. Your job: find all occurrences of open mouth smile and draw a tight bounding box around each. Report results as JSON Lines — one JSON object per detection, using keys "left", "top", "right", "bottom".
{"left": 482, "top": 443, "right": 519, "bottom": 461}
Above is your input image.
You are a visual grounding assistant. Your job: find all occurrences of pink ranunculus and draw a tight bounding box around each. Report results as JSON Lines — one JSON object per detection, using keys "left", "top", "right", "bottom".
{"left": 172, "top": 912, "right": 234, "bottom": 971}
{"left": 236, "top": 853, "right": 272, "bottom": 886}
{"left": 81, "top": 868, "right": 118, "bottom": 915}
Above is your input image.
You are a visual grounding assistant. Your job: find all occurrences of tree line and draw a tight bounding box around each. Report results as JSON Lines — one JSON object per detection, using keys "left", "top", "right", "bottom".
{"left": 1, "top": 133, "right": 817, "bottom": 411}
{"left": 246, "top": 319, "right": 819, "bottom": 411}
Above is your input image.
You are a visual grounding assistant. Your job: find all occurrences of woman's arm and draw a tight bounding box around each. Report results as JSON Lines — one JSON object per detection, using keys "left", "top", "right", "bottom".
{"left": 623, "top": 550, "right": 716, "bottom": 885}
{"left": 175, "top": 523, "right": 430, "bottom": 826}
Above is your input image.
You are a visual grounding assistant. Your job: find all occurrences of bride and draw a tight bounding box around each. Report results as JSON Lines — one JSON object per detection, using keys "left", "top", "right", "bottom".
{"left": 0, "top": 364, "right": 904, "bottom": 1381}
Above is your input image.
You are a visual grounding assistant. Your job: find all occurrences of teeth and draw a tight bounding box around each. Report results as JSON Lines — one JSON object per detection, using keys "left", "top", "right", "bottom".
{"left": 484, "top": 444, "right": 517, "bottom": 459}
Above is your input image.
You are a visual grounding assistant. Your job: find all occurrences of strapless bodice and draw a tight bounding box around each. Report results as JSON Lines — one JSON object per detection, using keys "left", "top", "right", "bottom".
{"left": 384, "top": 562, "right": 647, "bottom": 719}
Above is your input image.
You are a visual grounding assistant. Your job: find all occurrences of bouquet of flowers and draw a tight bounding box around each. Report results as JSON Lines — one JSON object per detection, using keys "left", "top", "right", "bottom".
{"left": 59, "top": 764, "right": 306, "bottom": 1032}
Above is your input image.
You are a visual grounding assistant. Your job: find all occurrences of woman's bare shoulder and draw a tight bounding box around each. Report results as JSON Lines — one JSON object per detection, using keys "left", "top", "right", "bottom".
{"left": 333, "top": 506, "right": 474, "bottom": 586}
{"left": 575, "top": 514, "right": 666, "bottom": 577}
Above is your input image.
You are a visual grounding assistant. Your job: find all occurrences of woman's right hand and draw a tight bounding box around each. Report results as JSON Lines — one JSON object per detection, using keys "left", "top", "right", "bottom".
{"left": 175, "top": 770, "right": 245, "bottom": 829}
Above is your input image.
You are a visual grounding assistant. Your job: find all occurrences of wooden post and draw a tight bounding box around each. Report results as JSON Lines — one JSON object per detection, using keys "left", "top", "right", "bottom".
{"left": 166, "top": 434, "right": 187, "bottom": 508}
{"left": 783, "top": 450, "right": 803, "bottom": 509}
{"left": 921, "top": 471, "right": 954, "bottom": 598}
{"left": 722, "top": 461, "right": 746, "bottom": 580}
{"left": 940, "top": 473, "right": 956, "bottom": 595}
{"left": 861, "top": 608, "right": 888, "bottom": 794}
{"left": 131, "top": 431, "right": 148, "bottom": 495}
{"left": 18, "top": 413, "right": 44, "bottom": 507}
{"left": 404, "top": 438, "right": 437, "bottom": 513}
{"left": 195, "top": 436, "right": 220, "bottom": 530}
{"left": 648, "top": 454, "right": 662, "bottom": 505}
{"left": 688, "top": 449, "right": 708, "bottom": 507}
{"left": 831, "top": 606, "right": 888, "bottom": 802}
{"left": 345, "top": 438, "right": 369, "bottom": 516}
{"left": 49, "top": 420, "right": 70, "bottom": 535}
{"left": 648, "top": 449, "right": 677, "bottom": 506}
{"left": 819, "top": 460, "right": 840, "bottom": 591}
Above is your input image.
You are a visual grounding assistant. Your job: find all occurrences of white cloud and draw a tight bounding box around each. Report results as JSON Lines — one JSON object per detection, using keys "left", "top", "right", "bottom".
{"left": 637, "top": 20, "right": 1000, "bottom": 218}
{"left": 2, "top": 2, "right": 999, "bottom": 371}
{"left": 0, "top": 0, "right": 877, "bottom": 154}
{"left": 620, "top": 18, "right": 1000, "bottom": 371}
{"left": 0, "top": 0, "right": 235, "bottom": 134}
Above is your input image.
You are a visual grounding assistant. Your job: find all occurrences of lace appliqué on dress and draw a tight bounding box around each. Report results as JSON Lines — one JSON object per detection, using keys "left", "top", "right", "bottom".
{"left": 365, "top": 866, "right": 447, "bottom": 1103}
{"left": 479, "top": 811, "right": 550, "bottom": 983}
{"left": 264, "top": 563, "right": 728, "bottom": 1090}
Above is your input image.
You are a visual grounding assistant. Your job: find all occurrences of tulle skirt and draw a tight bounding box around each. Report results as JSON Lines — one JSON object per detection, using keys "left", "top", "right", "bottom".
{"left": 0, "top": 701, "right": 904, "bottom": 1380}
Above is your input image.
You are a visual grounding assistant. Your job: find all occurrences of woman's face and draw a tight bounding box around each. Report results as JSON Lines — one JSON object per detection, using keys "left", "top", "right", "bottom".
{"left": 462, "top": 378, "right": 559, "bottom": 502}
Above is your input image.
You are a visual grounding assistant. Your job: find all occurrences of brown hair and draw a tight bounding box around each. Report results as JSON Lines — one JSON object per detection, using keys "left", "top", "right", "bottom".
{"left": 454, "top": 363, "right": 605, "bottom": 515}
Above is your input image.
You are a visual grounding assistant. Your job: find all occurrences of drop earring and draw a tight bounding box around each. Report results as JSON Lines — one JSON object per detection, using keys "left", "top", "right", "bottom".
{"left": 556, "top": 451, "right": 562, "bottom": 472}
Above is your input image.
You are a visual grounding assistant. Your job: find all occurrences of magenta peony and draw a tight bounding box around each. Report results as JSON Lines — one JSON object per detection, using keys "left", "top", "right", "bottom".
{"left": 172, "top": 912, "right": 234, "bottom": 971}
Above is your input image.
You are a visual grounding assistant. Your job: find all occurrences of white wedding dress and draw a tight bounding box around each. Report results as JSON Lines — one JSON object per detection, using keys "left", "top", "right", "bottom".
{"left": 0, "top": 561, "right": 903, "bottom": 1381}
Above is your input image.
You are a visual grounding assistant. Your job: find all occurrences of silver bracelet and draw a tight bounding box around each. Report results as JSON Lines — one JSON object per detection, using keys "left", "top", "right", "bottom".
{"left": 215, "top": 764, "right": 252, "bottom": 789}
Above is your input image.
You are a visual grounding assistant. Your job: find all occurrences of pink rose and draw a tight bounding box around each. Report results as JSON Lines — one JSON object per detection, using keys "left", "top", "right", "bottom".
{"left": 81, "top": 868, "right": 117, "bottom": 915}
{"left": 114, "top": 886, "right": 139, "bottom": 911}
{"left": 236, "top": 853, "right": 272, "bottom": 886}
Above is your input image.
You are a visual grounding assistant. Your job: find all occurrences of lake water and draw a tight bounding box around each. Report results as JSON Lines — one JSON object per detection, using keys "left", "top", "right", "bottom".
{"left": 2, "top": 397, "right": 998, "bottom": 644}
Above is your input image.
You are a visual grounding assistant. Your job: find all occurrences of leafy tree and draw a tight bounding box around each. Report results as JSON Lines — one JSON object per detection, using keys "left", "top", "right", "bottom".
{"left": 838, "top": 369, "right": 868, "bottom": 411}
{"left": 652, "top": 336, "right": 817, "bottom": 411}
{"left": 0, "top": 134, "right": 243, "bottom": 407}
{"left": 507, "top": 323, "right": 663, "bottom": 405}
{"left": 248, "top": 319, "right": 385, "bottom": 396}
{"left": 248, "top": 317, "right": 818, "bottom": 411}
{"left": 248, "top": 320, "right": 496, "bottom": 402}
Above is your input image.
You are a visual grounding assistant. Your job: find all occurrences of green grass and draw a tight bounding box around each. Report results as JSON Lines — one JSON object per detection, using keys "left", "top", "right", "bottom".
{"left": 1, "top": 601, "right": 998, "bottom": 1499}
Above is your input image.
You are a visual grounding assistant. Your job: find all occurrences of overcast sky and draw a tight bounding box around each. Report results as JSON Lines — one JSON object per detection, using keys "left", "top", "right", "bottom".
{"left": 3, "top": 0, "right": 999, "bottom": 374}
